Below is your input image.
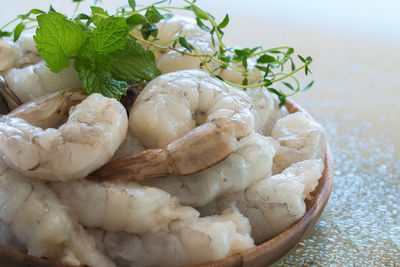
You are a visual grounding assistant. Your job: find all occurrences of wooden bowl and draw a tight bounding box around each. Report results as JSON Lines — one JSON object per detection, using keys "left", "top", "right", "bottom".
{"left": 0, "top": 99, "right": 334, "bottom": 267}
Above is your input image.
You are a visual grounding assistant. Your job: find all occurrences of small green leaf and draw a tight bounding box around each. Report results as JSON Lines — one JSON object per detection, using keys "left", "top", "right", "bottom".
{"left": 298, "top": 55, "right": 306, "bottom": 63}
{"left": 242, "top": 77, "right": 248, "bottom": 86}
{"left": 282, "top": 81, "right": 295, "bottom": 91}
{"left": 257, "top": 54, "right": 275, "bottom": 64}
{"left": 145, "top": 6, "right": 163, "bottom": 23}
{"left": 215, "top": 75, "right": 224, "bottom": 81}
{"left": 13, "top": 22, "right": 24, "bottom": 42}
{"left": 90, "top": 6, "right": 109, "bottom": 26}
{"left": 34, "top": 11, "right": 87, "bottom": 72}
{"left": 75, "top": 13, "right": 91, "bottom": 20}
{"left": 196, "top": 17, "right": 211, "bottom": 32}
{"left": 290, "top": 58, "right": 296, "bottom": 71}
{"left": 178, "top": 36, "right": 193, "bottom": 52}
{"left": 302, "top": 80, "right": 314, "bottom": 91}
{"left": 126, "top": 14, "right": 145, "bottom": 26}
{"left": 141, "top": 22, "right": 158, "bottom": 39}
{"left": 218, "top": 14, "right": 229, "bottom": 29}
{"left": 267, "top": 88, "right": 286, "bottom": 106}
{"left": 0, "top": 31, "right": 12, "bottom": 38}
{"left": 128, "top": 0, "right": 136, "bottom": 10}
{"left": 91, "top": 16, "right": 128, "bottom": 55}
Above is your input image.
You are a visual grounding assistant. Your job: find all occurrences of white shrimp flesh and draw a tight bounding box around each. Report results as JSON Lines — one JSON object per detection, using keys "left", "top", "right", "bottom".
{"left": 0, "top": 160, "right": 115, "bottom": 267}
{"left": 200, "top": 159, "right": 324, "bottom": 244}
{"left": 51, "top": 179, "right": 199, "bottom": 234}
{"left": 0, "top": 92, "right": 128, "bottom": 181}
{"left": 271, "top": 112, "right": 326, "bottom": 174}
{"left": 88, "top": 207, "right": 254, "bottom": 267}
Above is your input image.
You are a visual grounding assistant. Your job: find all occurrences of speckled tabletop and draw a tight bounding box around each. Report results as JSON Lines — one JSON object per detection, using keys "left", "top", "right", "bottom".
{"left": 1, "top": 0, "right": 400, "bottom": 265}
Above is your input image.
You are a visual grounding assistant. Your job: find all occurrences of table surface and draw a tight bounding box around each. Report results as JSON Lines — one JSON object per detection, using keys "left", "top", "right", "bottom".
{"left": 1, "top": 0, "right": 400, "bottom": 265}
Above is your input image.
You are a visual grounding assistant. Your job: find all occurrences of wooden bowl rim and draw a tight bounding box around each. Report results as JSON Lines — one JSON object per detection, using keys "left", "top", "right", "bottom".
{"left": 0, "top": 99, "right": 334, "bottom": 267}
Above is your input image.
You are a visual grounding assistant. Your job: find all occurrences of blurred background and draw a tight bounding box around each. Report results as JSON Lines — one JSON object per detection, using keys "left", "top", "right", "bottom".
{"left": 1, "top": 0, "right": 400, "bottom": 265}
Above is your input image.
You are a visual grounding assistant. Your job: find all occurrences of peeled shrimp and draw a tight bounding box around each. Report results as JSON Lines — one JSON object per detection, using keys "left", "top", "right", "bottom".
{"left": 51, "top": 179, "right": 199, "bottom": 234}
{"left": 154, "top": 16, "right": 261, "bottom": 84}
{"left": 200, "top": 159, "right": 324, "bottom": 243}
{"left": 88, "top": 207, "right": 254, "bottom": 267}
{"left": 0, "top": 34, "right": 42, "bottom": 73}
{"left": 0, "top": 160, "right": 115, "bottom": 267}
{"left": 271, "top": 112, "right": 326, "bottom": 174}
{"left": 94, "top": 70, "right": 256, "bottom": 181}
{"left": 0, "top": 90, "right": 128, "bottom": 181}
{"left": 0, "top": 39, "right": 19, "bottom": 73}
{"left": 5, "top": 61, "right": 81, "bottom": 103}
{"left": 143, "top": 133, "right": 277, "bottom": 207}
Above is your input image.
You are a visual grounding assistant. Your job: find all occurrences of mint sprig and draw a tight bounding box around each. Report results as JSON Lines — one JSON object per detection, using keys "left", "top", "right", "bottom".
{"left": 31, "top": 8, "right": 160, "bottom": 100}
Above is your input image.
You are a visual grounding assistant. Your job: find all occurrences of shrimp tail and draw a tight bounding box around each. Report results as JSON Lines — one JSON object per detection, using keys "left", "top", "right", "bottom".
{"left": 91, "top": 149, "right": 170, "bottom": 181}
{"left": 92, "top": 122, "right": 241, "bottom": 181}
{"left": 8, "top": 88, "right": 87, "bottom": 129}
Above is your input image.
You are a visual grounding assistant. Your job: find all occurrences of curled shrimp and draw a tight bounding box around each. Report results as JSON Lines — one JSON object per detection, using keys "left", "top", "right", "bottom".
{"left": 0, "top": 89, "right": 128, "bottom": 181}
{"left": 0, "top": 160, "right": 115, "bottom": 267}
{"left": 93, "top": 70, "right": 256, "bottom": 181}
{"left": 200, "top": 159, "right": 324, "bottom": 243}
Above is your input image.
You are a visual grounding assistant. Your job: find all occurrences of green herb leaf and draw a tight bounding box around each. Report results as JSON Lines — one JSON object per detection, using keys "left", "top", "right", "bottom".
{"left": 218, "top": 14, "right": 229, "bottom": 29}
{"left": 145, "top": 6, "right": 163, "bottom": 23}
{"left": 257, "top": 54, "right": 275, "bottom": 64}
{"left": 91, "top": 16, "right": 128, "bottom": 54}
{"left": 75, "top": 13, "right": 91, "bottom": 20}
{"left": 75, "top": 56, "right": 127, "bottom": 100}
{"left": 282, "top": 81, "right": 295, "bottom": 91}
{"left": 0, "top": 31, "right": 12, "bottom": 38}
{"left": 178, "top": 36, "right": 193, "bottom": 52}
{"left": 13, "top": 22, "right": 24, "bottom": 42}
{"left": 302, "top": 80, "right": 314, "bottom": 91}
{"left": 196, "top": 17, "right": 211, "bottom": 32}
{"left": 90, "top": 6, "right": 109, "bottom": 26}
{"left": 34, "top": 11, "right": 87, "bottom": 72}
{"left": 128, "top": 0, "right": 136, "bottom": 10}
{"left": 126, "top": 14, "right": 145, "bottom": 26}
{"left": 111, "top": 39, "right": 161, "bottom": 83}
{"left": 141, "top": 22, "right": 158, "bottom": 39}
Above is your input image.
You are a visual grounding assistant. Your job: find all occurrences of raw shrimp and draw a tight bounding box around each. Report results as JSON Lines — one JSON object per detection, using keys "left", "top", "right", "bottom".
{"left": 0, "top": 160, "right": 115, "bottom": 267}
{"left": 0, "top": 34, "right": 42, "bottom": 73}
{"left": 200, "top": 159, "right": 324, "bottom": 243}
{"left": 0, "top": 220, "right": 26, "bottom": 252}
{"left": 0, "top": 91, "right": 128, "bottom": 181}
{"left": 88, "top": 207, "right": 254, "bottom": 267}
{"left": 154, "top": 16, "right": 261, "bottom": 84}
{"left": 5, "top": 61, "right": 81, "bottom": 103}
{"left": 50, "top": 179, "right": 199, "bottom": 234}
{"left": 143, "top": 133, "right": 278, "bottom": 207}
{"left": 0, "top": 39, "right": 19, "bottom": 73}
{"left": 94, "top": 70, "right": 256, "bottom": 181}
{"left": 271, "top": 112, "right": 326, "bottom": 174}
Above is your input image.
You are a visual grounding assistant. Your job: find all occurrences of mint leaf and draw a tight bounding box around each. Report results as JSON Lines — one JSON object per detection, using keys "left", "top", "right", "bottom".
{"left": 34, "top": 11, "right": 86, "bottom": 72}
{"left": 91, "top": 16, "right": 128, "bottom": 55}
{"left": 90, "top": 6, "right": 109, "bottom": 26}
{"left": 111, "top": 39, "right": 161, "bottom": 83}
{"left": 75, "top": 56, "right": 127, "bottom": 100}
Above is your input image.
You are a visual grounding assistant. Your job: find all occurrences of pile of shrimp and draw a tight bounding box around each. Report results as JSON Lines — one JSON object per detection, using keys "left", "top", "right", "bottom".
{"left": 0, "top": 15, "right": 326, "bottom": 267}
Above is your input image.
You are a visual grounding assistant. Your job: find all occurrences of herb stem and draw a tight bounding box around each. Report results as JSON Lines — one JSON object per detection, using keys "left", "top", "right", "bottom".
{"left": 72, "top": 1, "right": 81, "bottom": 18}
{"left": 0, "top": 17, "right": 19, "bottom": 31}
